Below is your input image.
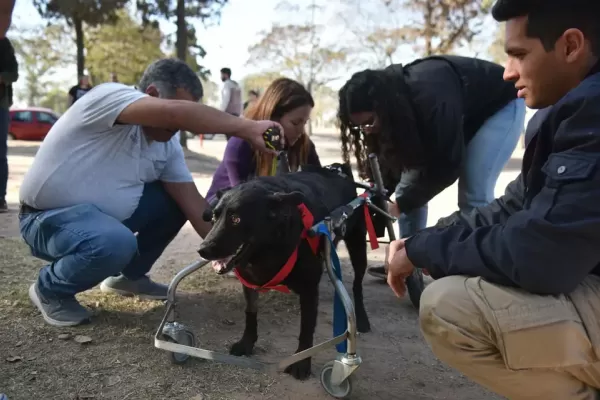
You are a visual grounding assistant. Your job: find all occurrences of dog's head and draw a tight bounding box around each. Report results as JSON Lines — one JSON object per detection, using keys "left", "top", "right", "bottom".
{"left": 198, "top": 184, "right": 307, "bottom": 274}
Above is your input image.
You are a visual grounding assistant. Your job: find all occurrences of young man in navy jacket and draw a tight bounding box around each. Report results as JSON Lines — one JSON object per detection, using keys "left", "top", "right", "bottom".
{"left": 386, "top": 1, "right": 600, "bottom": 398}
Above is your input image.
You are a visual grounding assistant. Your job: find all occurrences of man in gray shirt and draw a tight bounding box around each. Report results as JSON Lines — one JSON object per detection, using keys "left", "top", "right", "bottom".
{"left": 19, "top": 58, "right": 282, "bottom": 327}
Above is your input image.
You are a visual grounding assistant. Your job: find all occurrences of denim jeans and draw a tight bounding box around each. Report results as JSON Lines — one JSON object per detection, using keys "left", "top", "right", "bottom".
{"left": 19, "top": 182, "right": 187, "bottom": 299}
{"left": 397, "top": 98, "right": 527, "bottom": 237}
{"left": 0, "top": 107, "right": 8, "bottom": 199}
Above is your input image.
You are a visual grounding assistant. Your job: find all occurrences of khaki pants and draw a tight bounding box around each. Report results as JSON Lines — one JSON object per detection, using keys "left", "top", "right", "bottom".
{"left": 419, "top": 276, "right": 600, "bottom": 400}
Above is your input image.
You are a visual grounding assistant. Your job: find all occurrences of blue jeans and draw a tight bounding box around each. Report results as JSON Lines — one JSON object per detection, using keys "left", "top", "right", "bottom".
{"left": 397, "top": 98, "right": 526, "bottom": 237}
{"left": 19, "top": 182, "right": 186, "bottom": 299}
{"left": 0, "top": 108, "right": 8, "bottom": 199}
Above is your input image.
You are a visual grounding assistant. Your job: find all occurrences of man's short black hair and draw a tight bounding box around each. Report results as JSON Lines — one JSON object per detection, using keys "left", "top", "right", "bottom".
{"left": 492, "top": 0, "right": 600, "bottom": 55}
{"left": 220, "top": 68, "right": 232, "bottom": 77}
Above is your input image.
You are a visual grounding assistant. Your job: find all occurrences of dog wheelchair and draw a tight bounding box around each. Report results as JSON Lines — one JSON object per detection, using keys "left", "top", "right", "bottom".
{"left": 154, "top": 130, "right": 425, "bottom": 399}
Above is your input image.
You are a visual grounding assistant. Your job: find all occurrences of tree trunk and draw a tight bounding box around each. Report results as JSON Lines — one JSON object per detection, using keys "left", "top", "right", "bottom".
{"left": 74, "top": 16, "right": 85, "bottom": 78}
{"left": 176, "top": 0, "right": 188, "bottom": 148}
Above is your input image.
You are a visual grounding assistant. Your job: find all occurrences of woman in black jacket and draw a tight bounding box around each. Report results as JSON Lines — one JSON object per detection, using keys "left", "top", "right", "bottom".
{"left": 338, "top": 55, "right": 526, "bottom": 280}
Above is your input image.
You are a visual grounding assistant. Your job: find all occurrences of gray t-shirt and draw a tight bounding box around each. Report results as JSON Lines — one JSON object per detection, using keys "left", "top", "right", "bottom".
{"left": 19, "top": 83, "right": 193, "bottom": 221}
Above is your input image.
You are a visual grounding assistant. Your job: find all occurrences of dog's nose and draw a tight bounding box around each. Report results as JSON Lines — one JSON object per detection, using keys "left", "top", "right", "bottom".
{"left": 197, "top": 243, "right": 213, "bottom": 259}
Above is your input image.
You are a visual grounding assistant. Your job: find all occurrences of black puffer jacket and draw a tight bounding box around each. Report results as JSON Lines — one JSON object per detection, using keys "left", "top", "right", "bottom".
{"left": 386, "top": 56, "right": 517, "bottom": 213}
{"left": 405, "top": 70, "right": 600, "bottom": 295}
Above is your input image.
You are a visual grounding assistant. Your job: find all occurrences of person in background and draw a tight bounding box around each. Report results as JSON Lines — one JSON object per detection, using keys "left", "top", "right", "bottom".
{"left": 0, "top": 37, "right": 17, "bottom": 213}
{"left": 0, "top": 37, "right": 19, "bottom": 213}
{"left": 68, "top": 75, "right": 93, "bottom": 106}
{"left": 338, "top": 55, "right": 526, "bottom": 284}
{"left": 243, "top": 89, "right": 259, "bottom": 112}
{"left": 207, "top": 78, "right": 320, "bottom": 204}
{"left": 386, "top": 1, "right": 600, "bottom": 398}
{"left": 110, "top": 72, "right": 119, "bottom": 83}
{"left": 19, "top": 58, "right": 283, "bottom": 327}
{"left": 0, "top": 0, "right": 15, "bottom": 39}
{"left": 219, "top": 67, "right": 243, "bottom": 140}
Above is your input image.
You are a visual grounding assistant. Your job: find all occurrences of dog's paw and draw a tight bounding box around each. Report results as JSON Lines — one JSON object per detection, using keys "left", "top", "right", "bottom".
{"left": 229, "top": 339, "right": 254, "bottom": 356}
{"left": 284, "top": 358, "right": 312, "bottom": 380}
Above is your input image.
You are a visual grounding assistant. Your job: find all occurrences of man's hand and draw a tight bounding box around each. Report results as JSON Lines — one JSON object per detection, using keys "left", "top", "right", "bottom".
{"left": 388, "top": 201, "right": 400, "bottom": 218}
{"left": 236, "top": 119, "right": 285, "bottom": 155}
{"left": 386, "top": 239, "right": 416, "bottom": 298}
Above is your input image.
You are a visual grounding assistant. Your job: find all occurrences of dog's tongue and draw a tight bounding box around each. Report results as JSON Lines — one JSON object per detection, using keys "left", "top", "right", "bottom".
{"left": 212, "top": 256, "right": 233, "bottom": 273}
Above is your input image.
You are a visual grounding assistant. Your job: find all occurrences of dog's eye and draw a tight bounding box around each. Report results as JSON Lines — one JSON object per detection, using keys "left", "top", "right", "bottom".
{"left": 230, "top": 214, "right": 241, "bottom": 225}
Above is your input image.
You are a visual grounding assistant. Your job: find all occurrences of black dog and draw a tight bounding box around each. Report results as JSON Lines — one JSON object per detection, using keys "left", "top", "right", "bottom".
{"left": 197, "top": 163, "right": 385, "bottom": 380}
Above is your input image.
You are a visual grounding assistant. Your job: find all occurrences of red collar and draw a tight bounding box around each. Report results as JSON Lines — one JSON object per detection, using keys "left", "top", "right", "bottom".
{"left": 234, "top": 203, "right": 320, "bottom": 293}
{"left": 359, "top": 193, "right": 380, "bottom": 251}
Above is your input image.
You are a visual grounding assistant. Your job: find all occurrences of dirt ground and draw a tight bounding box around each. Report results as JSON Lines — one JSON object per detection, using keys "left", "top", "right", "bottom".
{"left": 0, "top": 135, "right": 508, "bottom": 400}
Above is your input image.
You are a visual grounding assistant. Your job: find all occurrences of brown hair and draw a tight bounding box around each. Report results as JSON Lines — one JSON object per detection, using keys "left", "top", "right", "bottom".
{"left": 245, "top": 78, "right": 315, "bottom": 177}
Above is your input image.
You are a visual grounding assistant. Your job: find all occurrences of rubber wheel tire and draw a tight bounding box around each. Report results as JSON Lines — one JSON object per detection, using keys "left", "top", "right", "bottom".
{"left": 320, "top": 361, "right": 353, "bottom": 399}
{"left": 405, "top": 268, "right": 425, "bottom": 310}
{"left": 164, "top": 330, "right": 196, "bottom": 365}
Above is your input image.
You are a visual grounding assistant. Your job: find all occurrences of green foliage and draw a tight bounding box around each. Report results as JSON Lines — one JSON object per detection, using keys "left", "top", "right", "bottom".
{"left": 85, "top": 9, "right": 165, "bottom": 86}
{"left": 488, "top": 23, "right": 507, "bottom": 64}
{"left": 33, "top": 0, "right": 129, "bottom": 76}
{"left": 39, "top": 86, "right": 70, "bottom": 114}
{"left": 12, "top": 24, "right": 73, "bottom": 106}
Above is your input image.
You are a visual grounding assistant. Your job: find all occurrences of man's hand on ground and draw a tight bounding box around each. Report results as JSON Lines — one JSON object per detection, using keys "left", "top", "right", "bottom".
{"left": 237, "top": 120, "right": 285, "bottom": 155}
{"left": 386, "top": 239, "right": 416, "bottom": 298}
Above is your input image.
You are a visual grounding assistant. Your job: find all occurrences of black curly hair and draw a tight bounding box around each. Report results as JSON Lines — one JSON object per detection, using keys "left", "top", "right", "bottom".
{"left": 337, "top": 67, "right": 425, "bottom": 185}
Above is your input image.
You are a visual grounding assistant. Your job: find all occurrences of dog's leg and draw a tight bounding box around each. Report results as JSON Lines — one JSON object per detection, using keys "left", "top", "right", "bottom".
{"left": 229, "top": 285, "right": 259, "bottom": 357}
{"left": 284, "top": 290, "right": 318, "bottom": 380}
{"left": 344, "top": 225, "right": 371, "bottom": 333}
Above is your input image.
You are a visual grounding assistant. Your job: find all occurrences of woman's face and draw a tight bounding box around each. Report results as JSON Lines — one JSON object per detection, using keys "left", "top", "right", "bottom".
{"left": 279, "top": 104, "right": 312, "bottom": 146}
{"left": 349, "top": 112, "right": 380, "bottom": 135}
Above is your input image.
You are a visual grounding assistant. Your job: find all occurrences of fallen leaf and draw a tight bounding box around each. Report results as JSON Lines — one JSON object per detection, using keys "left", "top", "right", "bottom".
{"left": 90, "top": 372, "right": 99, "bottom": 378}
{"left": 15, "top": 341, "right": 22, "bottom": 347}
{"left": 6, "top": 356, "right": 22, "bottom": 363}
{"left": 58, "top": 333, "right": 71, "bottom": 340}
{"left": 31, "top": 370, "right": 38, "bottom": 375}
{"left": 74, "top": 335, "right": 92, "bottom": 344}
{"left": 26, "top": 356, "right": 36, "bottom": 361}
{"left": 222, "top": 319, "right": 235, "bottom": 326}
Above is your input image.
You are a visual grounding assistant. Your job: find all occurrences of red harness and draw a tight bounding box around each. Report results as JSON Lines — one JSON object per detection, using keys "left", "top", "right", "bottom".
{"left": 234, "top": 197, "right": 379, "bottom": 293}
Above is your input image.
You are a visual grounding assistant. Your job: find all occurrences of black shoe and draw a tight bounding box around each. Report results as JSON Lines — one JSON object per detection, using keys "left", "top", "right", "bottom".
{"left": 0, "top": 199, "right": 7, "bottom": 213}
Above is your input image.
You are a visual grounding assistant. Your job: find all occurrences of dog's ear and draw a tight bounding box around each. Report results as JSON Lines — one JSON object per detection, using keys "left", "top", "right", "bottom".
{"left": 216, "top": 187, "right": 232, "bottom": 200}
{"left": 269, "top": 191, "right": 306, "bottom": 206}
{"left": 202, "top": 207, "right": 213, "bottom": 222}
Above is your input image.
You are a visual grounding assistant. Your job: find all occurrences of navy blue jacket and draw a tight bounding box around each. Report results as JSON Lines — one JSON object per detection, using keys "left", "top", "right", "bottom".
{"left": 405, "top": 71, "right": 600, "bottom": 295}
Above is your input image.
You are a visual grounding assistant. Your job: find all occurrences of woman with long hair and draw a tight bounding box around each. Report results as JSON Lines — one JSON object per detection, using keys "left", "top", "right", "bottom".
{"left": 338, "top": 55, "right": 526, "bottom": 280}
{"left": 206, "top": 77, "right": 320, "bottom": 204}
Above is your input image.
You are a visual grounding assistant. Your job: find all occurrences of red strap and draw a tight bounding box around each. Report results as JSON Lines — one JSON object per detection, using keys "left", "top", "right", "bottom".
{"left": 359, "top": 193, "right": 379, "bottom": 250}
{"left": 234, "top": 203, "right": 319, "bottom": 293}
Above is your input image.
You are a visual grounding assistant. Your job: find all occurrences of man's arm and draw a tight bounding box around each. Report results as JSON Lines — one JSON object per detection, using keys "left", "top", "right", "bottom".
{"left": 118, "top": 95, "right": 253, "bottom": 139}
{"left": 160, "top": 143, "right": 212, "bottom": 238}
{"left": 435, "top": 174, "right": 526, "bottom": 229}
{"left": 405, "top": 98, "right": 600, "bottom": 296}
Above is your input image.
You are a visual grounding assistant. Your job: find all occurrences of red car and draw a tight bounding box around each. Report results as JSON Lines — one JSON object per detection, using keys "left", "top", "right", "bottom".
{"left": 8, "top": 107, "right": 59, "bottom": 141}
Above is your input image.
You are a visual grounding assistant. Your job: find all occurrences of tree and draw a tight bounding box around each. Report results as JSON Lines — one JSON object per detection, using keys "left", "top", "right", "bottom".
{"left": 240, "top": 72, "right": 286, "bottom": 95}
{"left": 248, "top": 5, "right": 347, "bottom": 95}
{"left": 339, "top": 0, "right": 492, "bottom": 66}
{"left": 488, "top": 24, "right": 507, "bottom": 65}
{"left": 39, "top": 85, "right": 70, "bottom": 114}
{"left": 33, "top": 0, "right": 128, "bottom": 77}
{"left": 136, "top": 0, "right": 228, "bottom": 147}
{"left": 85, "top": 9, "right": 165, "bottom": 86}
{"left": 12, "top": 24, "right": 73, "bottom": 106}
{"left": 200, "top": 78, "right": 219, "bottom": 107}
